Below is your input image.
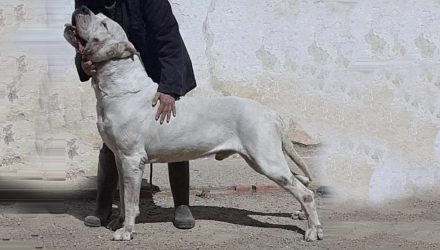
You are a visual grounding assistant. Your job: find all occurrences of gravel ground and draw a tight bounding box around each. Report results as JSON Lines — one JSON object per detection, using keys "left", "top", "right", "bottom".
{"left": 1, "top": 192, "right": 440, "bottom": 250}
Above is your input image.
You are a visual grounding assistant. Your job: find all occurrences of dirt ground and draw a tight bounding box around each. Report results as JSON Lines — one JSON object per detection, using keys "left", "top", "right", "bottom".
{"left": 0, "top": 191, "right": 440, "bottom": 250}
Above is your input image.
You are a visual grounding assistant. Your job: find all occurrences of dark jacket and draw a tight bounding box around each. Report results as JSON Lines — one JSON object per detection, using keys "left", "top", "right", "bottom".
{"left": 74, "top": 0, "right": 196, "bottom": 98}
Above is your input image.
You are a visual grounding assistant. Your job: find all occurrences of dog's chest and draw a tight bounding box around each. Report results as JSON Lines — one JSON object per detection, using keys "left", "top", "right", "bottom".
{"left": 96, "top": 115, "right": 108, "bottom": 134}
{"left": 96, "top": 106, "right": 117, "bottom": 144}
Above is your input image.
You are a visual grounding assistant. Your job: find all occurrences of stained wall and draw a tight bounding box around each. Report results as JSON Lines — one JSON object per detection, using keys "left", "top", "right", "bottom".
{"left": 1, "top": 0, "right": 439, "bottom": 203}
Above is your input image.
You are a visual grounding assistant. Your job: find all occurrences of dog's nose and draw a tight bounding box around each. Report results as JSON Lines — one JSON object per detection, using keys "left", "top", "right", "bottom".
{"left": 72, "top": 5, "right": 91, "bottom": 25}
{"left": 79, "top": 5, "right": 90, "bottom": 14}
{"left": 81, "top": 5, "right": 90, "bottom": 15}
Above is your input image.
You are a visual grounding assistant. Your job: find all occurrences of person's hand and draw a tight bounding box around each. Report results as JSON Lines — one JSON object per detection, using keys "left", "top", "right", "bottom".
{"left": 81, "top": 60, "right": 96, "bottom": 76}
{"left": 152, "top": 92, "right": 176, "bottom": 124}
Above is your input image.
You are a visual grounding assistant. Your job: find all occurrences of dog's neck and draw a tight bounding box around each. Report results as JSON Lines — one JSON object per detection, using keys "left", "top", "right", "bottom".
{"left": 91, "top": 55, "right": 156, "bottom": 100}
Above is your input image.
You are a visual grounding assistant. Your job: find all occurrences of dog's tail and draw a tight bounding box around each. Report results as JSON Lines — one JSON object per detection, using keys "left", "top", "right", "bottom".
{"left": 278, "top": 116, "right": 313, "bottom": 185}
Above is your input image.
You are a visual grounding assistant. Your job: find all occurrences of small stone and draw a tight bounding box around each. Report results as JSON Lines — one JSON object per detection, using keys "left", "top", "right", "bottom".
{"left": 234, "top": 185, "right": 251, "bottom": 193}
{"left": 196, "top": 189, "right": 210, "bottom": 198}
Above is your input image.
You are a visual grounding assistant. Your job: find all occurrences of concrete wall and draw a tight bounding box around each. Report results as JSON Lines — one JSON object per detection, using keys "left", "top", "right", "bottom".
{"left": 1, "top": 0, "right": 439, "bottom": 203}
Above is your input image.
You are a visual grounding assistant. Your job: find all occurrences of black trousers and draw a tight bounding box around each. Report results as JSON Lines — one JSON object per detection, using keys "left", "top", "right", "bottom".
{"left": 95, "top": 144, "right": 190, "bottom": 212}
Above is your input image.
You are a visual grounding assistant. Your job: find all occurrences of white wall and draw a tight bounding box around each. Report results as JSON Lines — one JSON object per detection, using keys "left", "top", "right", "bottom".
{"left": 1, "top": 0, "right": 439, "bottom": 203}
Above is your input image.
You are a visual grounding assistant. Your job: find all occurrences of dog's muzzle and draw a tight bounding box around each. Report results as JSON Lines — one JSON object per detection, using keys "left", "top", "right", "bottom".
{"left": 71, "top": 5, "right": 91, "bottom": 26}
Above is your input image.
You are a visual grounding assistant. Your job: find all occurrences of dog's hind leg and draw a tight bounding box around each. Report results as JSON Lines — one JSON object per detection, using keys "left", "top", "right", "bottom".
{"left": 281, "top": 172, "right": 323, "bottom": 241}
{"left": 244, "top": 151, "right": 323, "bottom": 241}
{"left": 112, "top": 154, "right": 145, "bottom": 241}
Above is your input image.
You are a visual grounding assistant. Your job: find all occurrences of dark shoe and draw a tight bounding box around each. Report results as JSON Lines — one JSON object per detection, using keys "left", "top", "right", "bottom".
{"left": 84, "top": 215, "right": 103, "bottom": 227}
{"left": 173, "top": 205, "right": 195, "bottom": 229}
{"left": 84, "top": 210, "right": 111, "bottom": 227}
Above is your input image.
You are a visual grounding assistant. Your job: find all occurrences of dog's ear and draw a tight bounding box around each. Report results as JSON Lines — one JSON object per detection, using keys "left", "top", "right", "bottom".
{"left": 63, "top": 24, "right": 78, "bottom": 50}
{"left": 110, "top": 41, "right": 136, "bottom": 58}
{"left": 86, "top": 40, "right": 137, "bottom": 62}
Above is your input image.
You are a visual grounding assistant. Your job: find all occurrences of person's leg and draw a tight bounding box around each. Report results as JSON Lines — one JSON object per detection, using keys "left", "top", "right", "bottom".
{"left": 168, "top": 161, "right": 195, "bottom": 229}
{"left": 84, "top": 144, "right": 119, "bottom": 227}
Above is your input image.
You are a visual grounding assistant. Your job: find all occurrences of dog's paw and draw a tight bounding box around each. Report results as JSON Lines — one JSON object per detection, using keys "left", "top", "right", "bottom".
{"left": 113, "top": 228, "right": 133, "bottom": 241}
{"left": 107, "top": 216, "right": 123, "bottom": 231}
{"left": 291, "top": 210, "right": 307, "bottom": 220}
{"left": 304, "top": 225, "right": 323, "bottom": 242}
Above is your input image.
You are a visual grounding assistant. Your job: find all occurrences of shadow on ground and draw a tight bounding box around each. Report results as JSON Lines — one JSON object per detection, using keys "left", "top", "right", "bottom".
{"left": 63, "top": 194, "right": 305, "bottom": 236}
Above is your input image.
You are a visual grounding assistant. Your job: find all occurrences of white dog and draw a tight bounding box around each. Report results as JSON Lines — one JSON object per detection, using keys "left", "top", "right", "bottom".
{"left": 64, "top": 7, "right": 323, "bottom": 242}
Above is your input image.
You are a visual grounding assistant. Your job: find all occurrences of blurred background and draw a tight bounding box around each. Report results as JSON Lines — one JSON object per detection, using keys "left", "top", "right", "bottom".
{"left": 0, "top": 0, "right": 439, "bottom": 204}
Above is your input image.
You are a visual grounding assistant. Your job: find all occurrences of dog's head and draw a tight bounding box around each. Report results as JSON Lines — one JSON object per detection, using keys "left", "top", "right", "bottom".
{"left": 63, "top": 6, "right": 136, "bottom": 63}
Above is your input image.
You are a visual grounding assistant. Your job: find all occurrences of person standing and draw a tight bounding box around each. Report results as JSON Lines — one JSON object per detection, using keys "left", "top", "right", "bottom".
{"left": 73, "top": 0, "right": 196, "bottom": 229}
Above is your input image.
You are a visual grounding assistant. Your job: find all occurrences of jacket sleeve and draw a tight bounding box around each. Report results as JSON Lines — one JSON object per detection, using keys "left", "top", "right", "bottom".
{"left": 75, "top": 0, "right": 106, "bottom": 12}
{"left": 143, "top": 0, "right": 186, "bottom": 97}
{"left": 75, "top": 0, "right": 84, "bottom": 9}
{"left": 75, "top": 53, "right": 91, "bottom": 82}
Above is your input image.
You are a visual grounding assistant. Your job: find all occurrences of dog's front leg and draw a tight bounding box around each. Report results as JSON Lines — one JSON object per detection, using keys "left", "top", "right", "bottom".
{"left": 112, "top": 155, "right": 144, "bottom": 241}
{"left": 107, "top": 157, "right": 125, "bottom": 231}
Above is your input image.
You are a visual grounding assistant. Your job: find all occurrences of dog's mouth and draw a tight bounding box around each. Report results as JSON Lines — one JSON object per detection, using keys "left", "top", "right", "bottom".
{"left": 64, "top": 12, "right": 91, "bottom": 54}
{"left": 76, "top": 31, "right": 88, "bottom": 54}
{"left": 64, "top": 23, "right": 88, "bottom": 54}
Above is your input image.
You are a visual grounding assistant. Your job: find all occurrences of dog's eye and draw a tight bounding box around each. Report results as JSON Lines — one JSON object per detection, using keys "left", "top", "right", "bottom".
{"left": 102, "top": 22, "right": 108, "bottom": 30}
{"left": 93, "top": 38, "right": 100, "bottom": 42}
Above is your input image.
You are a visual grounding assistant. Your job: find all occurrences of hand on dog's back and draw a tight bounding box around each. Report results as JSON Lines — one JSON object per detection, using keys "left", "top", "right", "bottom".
{"left": 152, "top": 92, "right": 177, "bottom": 124}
